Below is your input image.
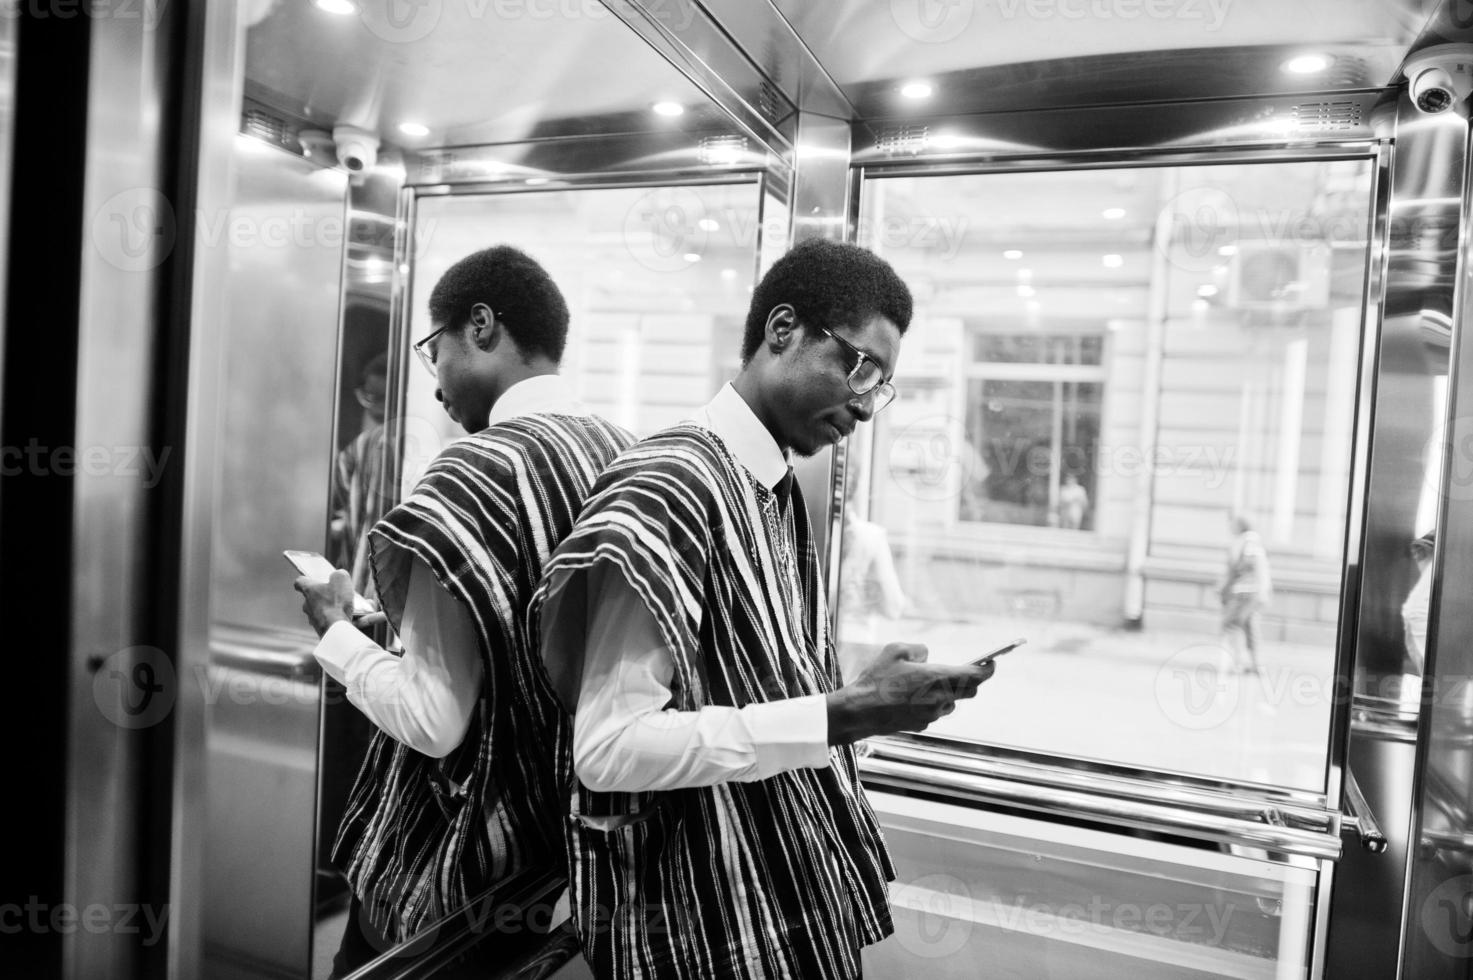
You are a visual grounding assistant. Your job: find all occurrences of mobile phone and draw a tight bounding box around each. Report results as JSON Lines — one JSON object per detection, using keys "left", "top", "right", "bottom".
{"left": 970, "top": 638, "right": 1026, "bottom": 667}
{"left": 284, "top": 550, "right": 376, "bottom": 619}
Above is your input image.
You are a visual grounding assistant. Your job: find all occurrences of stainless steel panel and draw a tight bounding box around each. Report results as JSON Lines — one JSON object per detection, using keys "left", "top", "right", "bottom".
{"left": 172, "top": 3, "right": 249, "bottom": 976}
{"left": 66, "top": 2, "right": 186, "bottom": 978}
{"left": 1399, "top": 94, "right": 1473, "bottom": 980}
{"left": 197, "top": 140, "right": 347, "bottom": 979}
{"left": 243, "top": 0, "right": 724, "bottom": 147}
{"left": 769, "top": 0, "right": 1429, "bottom": 118}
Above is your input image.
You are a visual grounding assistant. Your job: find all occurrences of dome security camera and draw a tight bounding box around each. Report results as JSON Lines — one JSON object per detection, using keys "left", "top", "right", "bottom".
{"left": 331, "top": 125, "right": 380, "bottom": 174}
{"left": 1403, "top": 45, "right": 1473, "bottom": 115}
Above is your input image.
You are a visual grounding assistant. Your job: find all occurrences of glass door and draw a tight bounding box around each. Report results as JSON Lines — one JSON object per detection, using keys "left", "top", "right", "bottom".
{"left": 838, "top": 155, "right": 1385, "bottom": 978}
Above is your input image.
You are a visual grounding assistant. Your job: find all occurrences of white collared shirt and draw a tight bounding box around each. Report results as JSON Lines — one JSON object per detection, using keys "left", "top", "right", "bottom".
{"left": 544, "top": 383, "right": 830, "bottom": 796}
{"left": 314, "top": 373, "right": 584, "bottom": 756}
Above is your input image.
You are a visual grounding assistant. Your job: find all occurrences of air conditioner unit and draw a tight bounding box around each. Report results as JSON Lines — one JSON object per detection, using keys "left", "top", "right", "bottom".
{"left": 1226, "top": 243, "right": 1332, "bottom": 310}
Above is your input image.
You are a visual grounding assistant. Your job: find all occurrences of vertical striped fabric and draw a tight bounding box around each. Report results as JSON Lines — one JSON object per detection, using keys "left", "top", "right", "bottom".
{"left": 532, "top": 424, "right": 895, "bottom": 980}
{"left": 332, "top": 413, "right": 633, "bottom": 943}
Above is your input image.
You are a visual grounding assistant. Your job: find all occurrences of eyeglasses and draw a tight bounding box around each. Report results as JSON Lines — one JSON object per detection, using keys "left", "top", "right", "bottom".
{"left": 816, "top": 325, "right": 897, "bottom": 412}
{"left": 412, "top": 324, "right": 450, "bottom": 378}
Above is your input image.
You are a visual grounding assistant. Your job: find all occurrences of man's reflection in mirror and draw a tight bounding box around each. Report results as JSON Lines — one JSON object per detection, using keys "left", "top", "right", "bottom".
{"left": 330, "top": 352, "right": 389, "bottom": 602}
{"left": 1403, "top": 530, "right": 1435, "bottom": 675}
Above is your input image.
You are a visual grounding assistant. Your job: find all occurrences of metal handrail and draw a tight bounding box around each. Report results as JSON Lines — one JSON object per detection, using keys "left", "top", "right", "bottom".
{"left": 1344, "top": 771, "right": 1389, "bottom": 853}
{"left": 860, "top": 754, "right": 1343, "bottom": 861}
{"left": 863, "top": 738, "right": 1336, "bottom": 831}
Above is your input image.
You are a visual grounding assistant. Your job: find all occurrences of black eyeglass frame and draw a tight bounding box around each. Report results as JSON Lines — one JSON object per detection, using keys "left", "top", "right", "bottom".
{"left": 814, "top": 324, "right": 898, "bottom": 411}
{"left": 412, "top": 309, "right": 501, "bottom": 378}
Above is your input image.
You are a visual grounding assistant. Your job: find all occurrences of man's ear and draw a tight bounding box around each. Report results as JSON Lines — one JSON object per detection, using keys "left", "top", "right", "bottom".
{"left": 765, "top": 304, "right": 796, "bottom": 353}
{"left": 469, "top": 303, "right": 501, "bottom": 353}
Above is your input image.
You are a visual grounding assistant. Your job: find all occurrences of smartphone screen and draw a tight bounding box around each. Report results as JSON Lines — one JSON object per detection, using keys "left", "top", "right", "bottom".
{"left": 284, "top": 550, "right": 376, "bottom": 618}
{"left": 971, "top": 638, "right": 1026, "bottom": 667}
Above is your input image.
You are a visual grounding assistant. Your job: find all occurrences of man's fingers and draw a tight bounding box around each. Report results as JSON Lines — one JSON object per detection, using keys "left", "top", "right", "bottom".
{"left": 354, "top": 611, "right": 388, "bottom": 628}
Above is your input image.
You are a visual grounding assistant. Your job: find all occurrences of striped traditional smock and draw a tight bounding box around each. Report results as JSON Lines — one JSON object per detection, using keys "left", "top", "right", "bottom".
{"left": 332, "top": 409, "right": 633, "bottom": 942}
{"left": 532, "top": 420, "right": 895, "bottom": 979}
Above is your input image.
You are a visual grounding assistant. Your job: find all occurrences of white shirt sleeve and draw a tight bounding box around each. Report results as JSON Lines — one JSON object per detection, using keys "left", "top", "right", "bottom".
{"left": 540, "top": 562, "right": 830, "bottom": 795}
{"left": 313, "top": 557, "right": 483, "bottom": 758}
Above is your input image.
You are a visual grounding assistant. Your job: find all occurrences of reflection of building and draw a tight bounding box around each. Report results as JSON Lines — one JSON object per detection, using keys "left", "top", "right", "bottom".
{"left": 863, "top": 162, "right": 1367, "bottom": 645}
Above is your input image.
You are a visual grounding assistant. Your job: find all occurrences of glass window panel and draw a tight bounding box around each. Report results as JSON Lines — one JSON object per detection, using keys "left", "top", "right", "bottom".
{"left": 847, "top": 160, "right": 1375, "bottom": 792}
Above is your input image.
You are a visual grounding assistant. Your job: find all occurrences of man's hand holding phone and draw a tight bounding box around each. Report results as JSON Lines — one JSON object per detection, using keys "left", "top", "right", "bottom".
{"left": 285, "top": 551, "right": 383, "bottom": 636}
{"left": 826, "top": 643, "right": 996, "bottom": 745}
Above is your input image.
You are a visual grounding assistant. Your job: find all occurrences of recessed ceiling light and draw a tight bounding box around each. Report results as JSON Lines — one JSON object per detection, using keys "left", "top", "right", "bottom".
{"left": 1218, "top": 245, "right": 1238, "bottom": 256}
{"left": 314, "top": 0, "right": 357, "bottom": 13}
{"left": 1016, "top": 284, "right": 1036, "bottom": 297}
{"left": 653, "top": 101, "right": 684, "bottom": 117}
{"left": 1102, "top": 254, "right": 1124, "bottom": 268}
{"left": 1003, "top": 249, "right": 1023, "bottom": 260}
{"left": 1282, "top": 54, "right": 1332, "bottom": 75}
{"left": 397, "top": 121, "right": 429, "bottom": 138}
{"left": 1198, "top": 284, "right": 1219, "bottom": 297}
{"left": 900, "top": 80, "right": 934, "bottom": 100}
{"left": 1102, "top": 207, "right": 1126, "bottom": 220}
{"left": 683, "top": 252, "right": 701, "bottom": 263}
{"left": 697, "top": 218, "right": 720, "bottom": 232}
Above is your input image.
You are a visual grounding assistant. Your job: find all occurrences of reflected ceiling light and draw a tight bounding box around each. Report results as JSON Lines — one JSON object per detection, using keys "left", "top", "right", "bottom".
{"left": 315, "top": 0, "right": 357, "bottom": 12}
{"left": 1016, "top": 284, "right": 1035, "bottom": 297}
{"left": 397, "top": 121, "right": 429, "bottom": 138}
{"left": 1003, "top": 249, "right": 1023, "bottom": 260}
{"left": 900, "top": 80, "right": 934, "bottom": 99}
{"left": 652, "top": 101, "right": 684, "bottom": 117}
{"left": 1102, "top": 254, "right": 1124, "bottom": 268}
{"left": 1218, "top": 245, "right": 1237, "bottom": 256}
{"left": 1016, "top": 268, "right": 1032, "bottom": 280}
{"left": 1102, "top": 207, "right": 1126, "bottom": 219}
{"left": 1025, "top": 300, "right": 1041, "bottom": 313}
{"left": 1193, "top": 298, "right": 1210, "bottom": 313}
{"left": 721, "top": 268, "right": 737, "bottom": 280}
{"left": 683, "top": 252, "right": 701, "bottom": 263}
{"left": 1197, "top": 284, "right": 1219, "bottom": 297}
{"left": 698, "top": 218, "right": 720, "bottom": 232}
{"left": 931, "top": 132, "right": 964, "bottom": 149}
{"left": 524, "top": 177, "right": 550, "bottom": 185}
{"left": 1282, "top": 53, "right": 1333, "bottom": 75}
